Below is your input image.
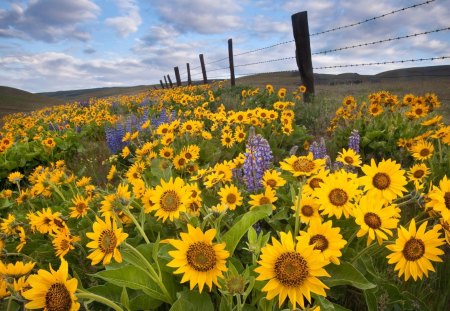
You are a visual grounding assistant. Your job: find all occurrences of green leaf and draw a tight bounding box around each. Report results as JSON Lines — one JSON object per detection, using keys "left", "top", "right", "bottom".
{"left": 121, "top": 287, "right": 130, "bottom": 311}
{"left": 364, "top": 288, "right": 378, "bottom": 311}
{"left": 169, "top": 291, "right": 214, "bottom": 311}
{"left": 93, "top": 265, "right": 168, "bottom": 303}
{"left": 222, "top": 204, "right": 272, "bottom": 256}
{"left": 86, "top": 284, "right": 122, "bottom": 303}
{"left": 324, "top": 261, "right": 376, "bottom": 290}
{"left": 129, "top": 293, "right": 163, "bottom": 311}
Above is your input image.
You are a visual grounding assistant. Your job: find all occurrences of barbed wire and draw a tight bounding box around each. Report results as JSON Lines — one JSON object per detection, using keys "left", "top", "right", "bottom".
{"left": 235, "top": 56, "right": 296, "bottom": 68}
{"left": 313, "top": 56, "right": 450, "bottom": 70}
{"left": 312, "top": 27, "right": 450, "bottom": 55}
{"left": 233, "top": 40, "right": 295, "bottom": 57}
{"left": 207, "top": 56, "right": 229, "bottom": 65}
{"left": 310, "top": 0, "right": 436, "bottom": 36}
{"left": 208, "top": 66, "right": 230, "bottom": 73}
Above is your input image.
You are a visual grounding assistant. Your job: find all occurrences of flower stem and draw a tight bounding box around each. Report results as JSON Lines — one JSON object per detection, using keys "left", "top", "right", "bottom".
{"left": 76, "top": 290, "right": 124, "bottom": 311}
{"left": 123, "top": 207, "right": 150, "bottom": 244}
{"left": 293, "top": 182, "right": 304, "bottom": 242}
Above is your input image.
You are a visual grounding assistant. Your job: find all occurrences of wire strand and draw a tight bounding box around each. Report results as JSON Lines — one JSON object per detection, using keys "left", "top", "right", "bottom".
{"left": 310, "top": 0, "right": 436, "bottom": 36}
{"left": 313, "top": 56, "right": 450, "bottom": 70}
{"left": 312, "top": 27, "right": 450, "bottom": 55}
{"left": 235, "top": 56, "right": 296, "bottom": 68}
{"left": 233, "top": 40, "right": 295, "bottom": 57}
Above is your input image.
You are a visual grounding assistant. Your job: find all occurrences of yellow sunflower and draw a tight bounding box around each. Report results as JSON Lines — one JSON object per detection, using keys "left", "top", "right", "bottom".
{"left": 280, "top": 153, "right": 325, "bottom": 178}
{"left": 315, "top": 171, "right": 358, "bottom": 219}
{"left": 22, "top": 259, "right": 80, "bottom": 311}
{"left": 148, "top": 177, "right": 190, "bottom": 222}
{"left": 426, "top": 175, "right": 450, "bottom": 222}
{"left": 336, "top": 148, "right": 361, "bottom": 167}
{"left": 51, "top": 230, "right": 80, "bottom": 258}
{"left": 360, "top": 159, "right": 407, "bottom": 205}
{"left": 292, "top": 195, "right": 322, "bottom": 224}
{"left": 354, "top": 195, "right": 399, "bottom": 246}
{"left": 407, "top": 163, "right": 430, "bottom": 189}
{"left": 173, "top": 154, "right": 188, "bottom": 170}
{"left": 159, "top": 146, "right": 174, "bottom": 159}
{"left": 386, "top": 219, "right": 445, "bottom": 281}
{"left": 262, "top": 169, "right": 286, "bottom": 189}
{"left": 166, "top": 225, "right": 229, "bottom": 293}
{"left": 218, "top": 184, "right": 243, "bottom": 211}
{"left": 410, "top": 140, "right": 434, "bottom": 161}
{"left": 297, "top": 220, "right": 347, "bottom": 265}
{"left": 255, "top": 231, "right": 329, "bottom": 309}
{"left": 303, "top": 169, "right": 329, "bottom": 197}
{"left": 221, "top": 132, "right": 235, "bottom": 148}
{"left": 0, "top": 260, "right": 35, "bottom": 277}
{"left": 69, "top": 194, "right": 90, "bottom": 219}
{"left": 86, "top": 216, "right": 128, "bottom": 265}
{"left": 8, "top": 171, "right": 24, "bottom": 184}
{"left": 248, "top": 187, "right": 277, "bottom": 210}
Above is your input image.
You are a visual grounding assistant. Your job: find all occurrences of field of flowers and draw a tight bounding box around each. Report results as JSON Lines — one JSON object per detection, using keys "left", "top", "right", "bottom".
{"left": 0, "top": 81, "right": 449, "bottom": 311}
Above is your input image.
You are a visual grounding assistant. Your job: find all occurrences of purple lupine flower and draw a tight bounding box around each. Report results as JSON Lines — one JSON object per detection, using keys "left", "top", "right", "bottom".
{"left": 105, "top": 123, "right": 127, "bottom": 154}
{"left": 243, "top": 131, "right": 273, "bottom": 193}
{"left": 348, "top": 129, "right": 360, "bottom": 153}
{"left": 309, "top": 137, "right": 327, "bottom": 159}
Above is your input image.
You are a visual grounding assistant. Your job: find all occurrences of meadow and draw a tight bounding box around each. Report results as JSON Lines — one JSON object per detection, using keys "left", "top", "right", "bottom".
{"left": 0, "top": 80, "right": 449, "bottom": 311}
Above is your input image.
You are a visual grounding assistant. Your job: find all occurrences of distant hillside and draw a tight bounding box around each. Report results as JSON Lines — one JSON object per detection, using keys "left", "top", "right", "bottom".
{"left": 0, "top": 86, "right": 63, "bottom": 118}
{"left": 40, "top": 85, "right": 156, "bottom": 102}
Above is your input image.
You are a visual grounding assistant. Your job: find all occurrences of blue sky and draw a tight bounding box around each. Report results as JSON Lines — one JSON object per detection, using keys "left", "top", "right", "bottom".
{"left": 0, "top": 0, "right": 449, "bottom": 92}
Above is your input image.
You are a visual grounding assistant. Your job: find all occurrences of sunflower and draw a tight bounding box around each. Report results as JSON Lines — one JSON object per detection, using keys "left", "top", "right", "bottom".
{"left": 159, "top": 146, "right": 174, "bottom": 159}
{"left": 86, "top": 216, "right": 128, "bottom": 265}
{"left": 181, "top": 145, "right": 200, "bottom": 162}
{"left": 426, "top": 175, "right": 450, "bottom": 222}
{"left": 303, "top": 169, "right": 329, "bottom": 197}
{"left": 297, "top": 220, "right": 347, "bottom": 265}
{"left": 354, "top": 195, "right": 399, "bottom": 246}
{"left": 277, "top": 88, "right": 287, "bottom": 99}
{"left": 421, "top": 115, "right": 442, "bottom": 126}
{"left": 42, "top": 137, "right": 56, "bottom": 148}
{"left": 386, "top": 219, "right": 445, "bottom": 281}
{"left": 292, "top": 195, "right": 322, "bottom": 224}
{"left": 262, "top": 169, "right": 286, "bottom": 190}
{"left": 22, "top": 259, "right": 80, "bottom": 311}
{"left": 148, "top": 177, "right": 190, "bottom": 222}
{"left": 106, "top": 165, "right": 117, "bottom": 181}
{"left": 69, "top": 194, "right": 90, "bottom": 219}
{"left": 1, "top": 214, "right": 16, "bottom": 235}
{"left": 166, "top": 225, "right": 229, "bottom": 293}
{"left": 234, "top": 126, "right": 246, "bottom": 143}
{"left": 221, "top": 132, "right": 235, "bottom": 148}
{"left": 336, "top": 148, "right": 361, "bottom": 167}
{"left": 218, "top": 184, "right": 243, "bottom": 211}
{"left": 360, "top": 159, "right": 407, "bottom": 205}
{"left": 280, "top": 153, "right": 325, "bottom": 178}
{"left": 368, "top": 103, "right": 383, "bottom": 116}
{"left": 248, "top": 187, "right": 277, "bottom": 210}
{"left": 0, "top": 260, "right": 35, "bottom": 277}
{"left": 266, "top": 84, "right": 274, "bottom": 95}
{"left": 173, "top": 154, "right": 188, "bottom": 170}
{"left": 407, "top": 163, "right": 430, "bottom": 189}
{"left": 8, "top": 171, "right": 24, "bottom": 184}
{"left": 51, "top": 230, "right": 80, "bottom": 258}
{"left": 315, "top": 171, "right": 358, "bottom": 219}
{"left": 100, "top": 183, "right": 131, "bottom": 218}
{"left": 410, "top": 140, "right": 434, "bottom": 161}
{"left": 27, "top": 208, "right": 64, "bottom": 234}
{"left": 255, "top": 231, "right": 329, "bottom": 309}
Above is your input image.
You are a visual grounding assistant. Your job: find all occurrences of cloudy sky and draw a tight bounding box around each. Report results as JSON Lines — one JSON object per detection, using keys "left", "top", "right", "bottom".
{"left": 0, "top": 0, "right": 449, "bottom": 93}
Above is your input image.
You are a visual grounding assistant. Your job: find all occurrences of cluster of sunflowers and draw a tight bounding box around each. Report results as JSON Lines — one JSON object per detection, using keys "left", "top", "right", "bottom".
{"left": 0, "top": 83, "right": 449, "bottom": 311}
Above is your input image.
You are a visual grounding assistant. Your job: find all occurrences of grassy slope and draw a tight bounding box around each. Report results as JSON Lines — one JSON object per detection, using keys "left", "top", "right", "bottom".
{"left": 0, "top": 86, "right": 64, "bottom": 118}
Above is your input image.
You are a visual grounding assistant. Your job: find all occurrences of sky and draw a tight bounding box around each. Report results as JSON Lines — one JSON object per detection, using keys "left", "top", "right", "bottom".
{"left": 0, "top": 0, "right": 449, "bottom": 93}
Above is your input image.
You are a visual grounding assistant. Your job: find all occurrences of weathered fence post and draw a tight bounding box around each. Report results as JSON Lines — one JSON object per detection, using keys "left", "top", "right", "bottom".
{"left": 160, "top": 80, "right": 165, "bottom": 89}
{"left": 174, "top": 67, "right": 181, "bottom": 86}
{"left": 163, "top": 76, "right": 169, "bottom": 88}
{"left": 228, "top": 38, "right": 236, "bottom": 86}
{"left": 291, "top": 11, "right": 314, "bottom": 100}
{"left": 167, "top": 75, "right": 173, "bottom": 88}
{"left": 199, "top": 54, "right": 208, "bottom": 84}
{"left": 186, "top": 63, "right": 192, "bottom": 85}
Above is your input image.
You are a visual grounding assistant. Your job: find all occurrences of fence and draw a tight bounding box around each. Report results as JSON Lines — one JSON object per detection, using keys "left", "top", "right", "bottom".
{"left": 157, "top": 0, "right": 449, "bottom": 97}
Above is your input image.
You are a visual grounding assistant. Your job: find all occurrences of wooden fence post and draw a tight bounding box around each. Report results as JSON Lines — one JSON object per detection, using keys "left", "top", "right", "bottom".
{"left": 160, "top": 80, "right": 165, "bottom": 89}
{"left": 167, "top": 75, "right": 173, "bottom": 88}
{"left": 163, "top": 76, "right": 169, "bottom": 88}
{"left": 199, "top": 54, "right": 208, "bottom": 84}
{"left": 174, "top": 67, "right": 181, "bottom": 86}
{"left": 228, "top": 38, "right": 235, "bottom": 86}
{"left": 186, "top": 63, "right": 192, "bottom": 85}
{"left": 291, "top": 11, "right": 314, "bottom": 100}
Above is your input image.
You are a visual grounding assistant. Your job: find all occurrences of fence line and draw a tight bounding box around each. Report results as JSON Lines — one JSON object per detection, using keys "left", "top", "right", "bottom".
{"left": 310, "top": 0, "right": 436, "bottom": 36}
{"left": 312, "top": 27, "right": 450, "bottom": 55}
{"left": 160, "top": 1, "right": 447, "bottom": 90}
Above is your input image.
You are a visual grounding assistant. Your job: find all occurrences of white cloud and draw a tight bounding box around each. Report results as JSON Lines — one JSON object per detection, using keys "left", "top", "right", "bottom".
{"left": 0, "top": 0, "right": 100, "bottom": 42}
{"left": 105, "top": 0, "right": 142, "bottom": 37}
{"left": 152, "top": 0, "right": 243, "bottom": 34}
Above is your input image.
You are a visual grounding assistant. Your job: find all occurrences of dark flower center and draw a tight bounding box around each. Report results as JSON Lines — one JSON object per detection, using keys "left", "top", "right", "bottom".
{"left": 419, "top": 148, "right": 430, "bottom": 157}
{"left": 344, "top": 156, "right": 354, "bottom": 164}
{"left": 99, "top": 229, "right": 117, "bottom": 254}
{"left": 444, "top": 192, "right": 450, "bottom": 210}
{"left": 292, "top": 159, "right": 315, "bottom": 173}
{"left": 186, "top": 242, "right": 216, "bottom": 272}
{"left": 274, "top": 252, "right": 309, "bottom": 287}
{"left": 45, "top": 283, "right": 72, "bottom": 311}
{"left": 160, "top": 190, "right": 180, "bottom": 211}
{"left": 413, "top": 170, "right": 425, "bottom": 179}
{"left": 309, "top": 178, "right": 323, "bottom": 189}
{"left": 402, "top": 238, "right": 425, "bottom": 261}
{"left": 301, "top": 205, "right": 314, "bottom": 217}
{"left": 372, "top": 173, "right": 391, "bottom": 190}
{"left": 226, "top": 193, "right": 237, "bottom": 204}
{"left": 309, "top": 234, "right": 329, "bottom": 251}
{"left": 328, "top": 189, "right": 348, "bottom": 206}
{"left": 364, "top": 212, "right": 382, "bottom": 229}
